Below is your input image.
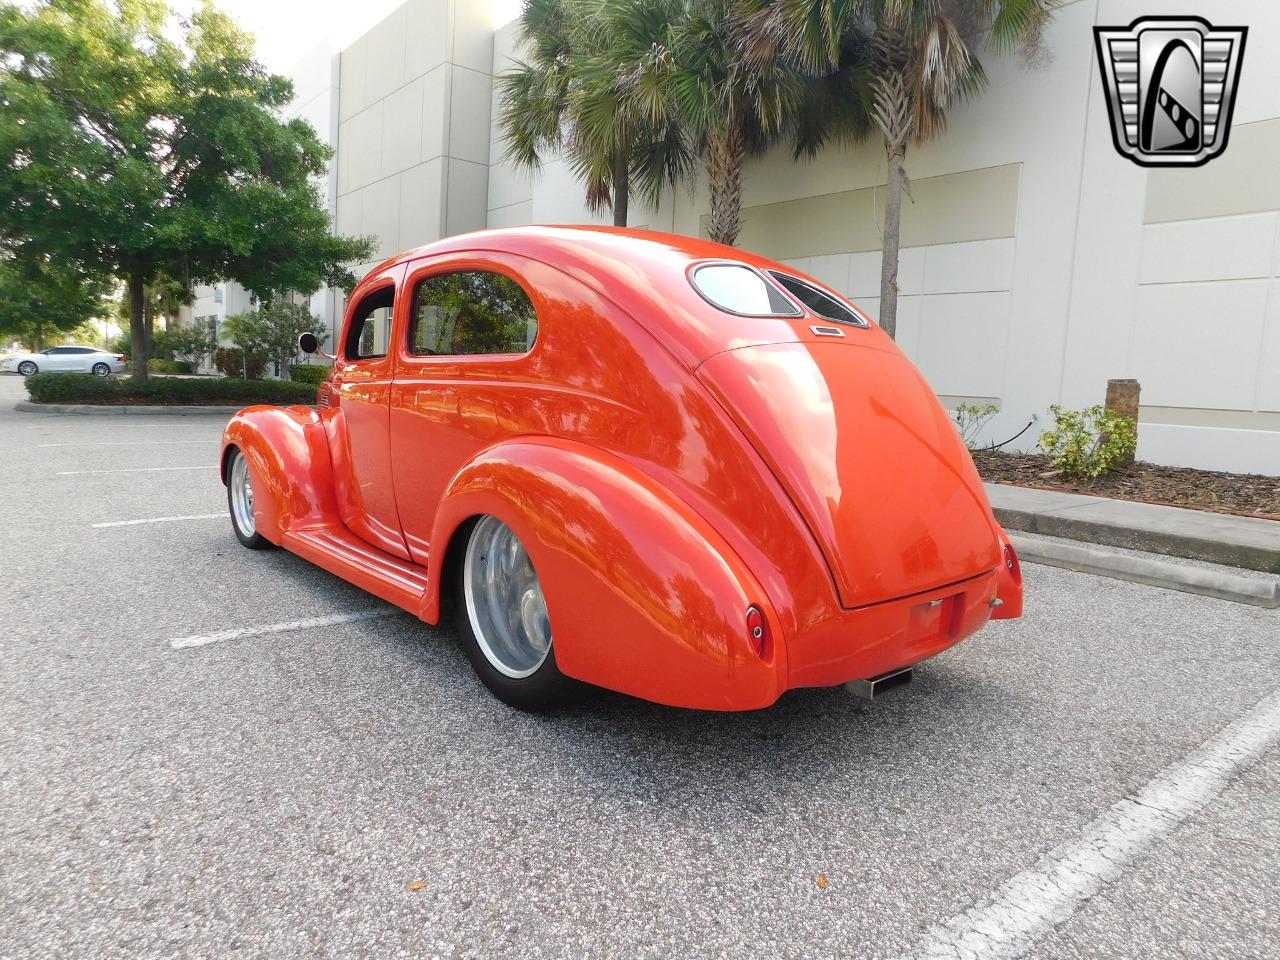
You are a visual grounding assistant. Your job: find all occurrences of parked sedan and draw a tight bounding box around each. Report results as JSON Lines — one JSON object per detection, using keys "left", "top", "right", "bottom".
{"left": 3, "top": 345, "right": 126, "bottom": 376}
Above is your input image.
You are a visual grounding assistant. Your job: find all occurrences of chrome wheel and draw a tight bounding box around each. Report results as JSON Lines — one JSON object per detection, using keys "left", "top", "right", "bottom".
{"left": 91, "top": 362, "right": 110, "bottom": 377}
{"left": 229, "top": 450, "right": 256, "bottom": 537}
{"left": 463, "top": 516, "right": 552, "bottom": 679}
{"left": 17, "top": 361, "right": 36, "bottom": 376}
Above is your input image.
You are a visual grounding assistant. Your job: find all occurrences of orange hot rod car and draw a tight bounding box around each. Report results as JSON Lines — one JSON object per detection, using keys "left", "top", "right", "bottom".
{"left": 220, "top": 226, "right": 1022, "bottom": 711}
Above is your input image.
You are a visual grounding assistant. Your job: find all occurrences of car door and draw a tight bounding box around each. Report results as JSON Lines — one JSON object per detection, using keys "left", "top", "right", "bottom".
{"left": 388, "top": 254, "right": 543, "bottom": 566}
{"left": 68, "top": 347, "right": 96, "bottom": 371}
{"left": 323, "top": 267, "right": 411, "bottom": 560}
{"left": 41, "top": 348, "right": 72, "bottom": 371}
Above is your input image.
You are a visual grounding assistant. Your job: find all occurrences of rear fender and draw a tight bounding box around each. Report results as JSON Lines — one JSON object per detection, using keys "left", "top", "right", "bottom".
{"left": 220, "top": 406, "right": 340, "bottom": 545}
{"left": 424, "top": 438, "right": 786, "bottom": 710}
{"left": 992, "top": 528, "right": 1024, "bottom": 620}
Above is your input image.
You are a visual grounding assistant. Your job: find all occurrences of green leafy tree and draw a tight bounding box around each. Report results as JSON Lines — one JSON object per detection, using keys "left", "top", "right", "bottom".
{"left": 224, "top": 302, "right": 325, "bottom": 379}
{"left": 222, "top": 311, "right": 270, "bottom": 378}
{"left": 111, "top": 274, "right": 194, "bottom": 358}
{"left": 154, "top": 324, "right": 215, "bottom": 370}
{"left": 753, "top": 0, "right": 1055, "bottom": 338}
{"left": 0, "top": 248, "right": 110, "bottom": 350}
{"left": 0, "top": 0, "right": 374, "bottom": 382}
{"left": 497, "top": 0, "right": 692, "bottom": 226}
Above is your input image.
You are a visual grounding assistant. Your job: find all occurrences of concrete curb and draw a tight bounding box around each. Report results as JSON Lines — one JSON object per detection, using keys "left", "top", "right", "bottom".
{"left": 15, "top": 400, "right": 243, "bottom": 416}
{"left": 988, "top": 483, "right": 1280, "bottom": 574}
{"left": 1011, "top": 534, "right": 1280, "bottom": 609}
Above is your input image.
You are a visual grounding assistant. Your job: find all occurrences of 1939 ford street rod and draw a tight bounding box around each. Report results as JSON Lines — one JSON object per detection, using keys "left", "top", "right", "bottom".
{"left": 221, "top": 226, "right": 1023, "bottom": 711}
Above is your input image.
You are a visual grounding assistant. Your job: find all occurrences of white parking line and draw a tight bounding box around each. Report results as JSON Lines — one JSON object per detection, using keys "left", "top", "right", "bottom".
{"left": 29, "top": 423, "right": 205, "bottom": 429}
{"left": 169, "top": 610, "right": 398, "bottom": 650}
{"left": 93, "top": 513, "right": 224, "bottom": 528}
{"left": 907, "top": 686, "right": 1280, "bottom": 960}
{"left": 57, "top": 465, "right": 218, "bottom": 475}
{"left": 40, "top": 440, "right": 218, "bottom": 447}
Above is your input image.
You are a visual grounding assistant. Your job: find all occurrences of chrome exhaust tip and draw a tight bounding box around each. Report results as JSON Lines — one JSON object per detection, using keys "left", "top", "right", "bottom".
{"left": 845, "top": 666, "right": 914, "bottom": 701}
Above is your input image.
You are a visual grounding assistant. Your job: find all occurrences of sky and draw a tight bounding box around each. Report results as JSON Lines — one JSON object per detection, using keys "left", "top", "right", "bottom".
{"left": 167, "top": 0, "right": 523, "bottom": 75}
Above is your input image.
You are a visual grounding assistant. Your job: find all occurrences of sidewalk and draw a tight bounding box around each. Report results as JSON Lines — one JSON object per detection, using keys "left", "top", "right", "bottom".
{"left": 987, "top": 482, "right": 1280, "bottom": 574}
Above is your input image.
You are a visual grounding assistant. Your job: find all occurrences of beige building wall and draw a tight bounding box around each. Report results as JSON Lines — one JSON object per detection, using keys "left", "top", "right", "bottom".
{"left": 481, "top": 0, "right": 1280, "bottom": 474}
{"left": 335, "top": 0, "right": 497, "bottom": 289}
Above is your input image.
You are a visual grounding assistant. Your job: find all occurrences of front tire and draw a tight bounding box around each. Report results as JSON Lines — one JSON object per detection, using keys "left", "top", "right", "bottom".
{"left": 91, "top": 362, "right": 111, "bottom": 377}
{"left": 226, "top": 447, "right": 271, "bottom": 550}
{"left": 17, "top": 361, "right": 37, "bottom": 376}
{"left": 455, "top": 515, "right": 572, "bottom": 711}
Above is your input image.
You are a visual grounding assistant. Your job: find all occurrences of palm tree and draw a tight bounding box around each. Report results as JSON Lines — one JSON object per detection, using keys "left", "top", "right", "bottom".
{"left": 753, "top": 0, "right": 1055, "bottom": 339}
{"left": 496, "top": 0, "right": 691, "bottom": 226}
{"left": 659, "top": 0, "right": 811, "bottom": 245}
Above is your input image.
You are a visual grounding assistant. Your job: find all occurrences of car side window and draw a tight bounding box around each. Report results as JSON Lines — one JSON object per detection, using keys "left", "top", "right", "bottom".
{"left": 409, "top": 271, "right": 537, "bottom": 357}
{"left": 345, "top": 287, "right": 394, "bottom": 360}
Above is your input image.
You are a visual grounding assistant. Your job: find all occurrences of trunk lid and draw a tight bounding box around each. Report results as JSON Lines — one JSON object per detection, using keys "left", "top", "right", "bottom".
{"left": 698, "top": 340, "right": 1001, "bottom": 608}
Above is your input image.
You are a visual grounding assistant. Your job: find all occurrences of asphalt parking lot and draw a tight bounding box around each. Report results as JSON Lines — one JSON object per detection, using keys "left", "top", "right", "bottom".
{"left": 2, "top": 373, "right": 1277, "bottom": 960}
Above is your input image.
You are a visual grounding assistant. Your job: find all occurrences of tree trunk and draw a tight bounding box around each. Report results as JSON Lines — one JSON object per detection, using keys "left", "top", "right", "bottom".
{"left": 705, "top": 124, "right": 745, "bottom": 246}
{"left": 34, "top": 318, "right": 43, "bottom": 352}
{"left": 1104, "top": 378, "right": 1141, "bottom": 466}
{"left": 878, "top": 140, "right": 907, "bottom": 340}
{"left": 611, "top": 153, "right": 629, "bottom": 228}
{"left": 143, "top": 294, "right": 155, "bottom": 359}
{"left": 129, "top": 271, "right": 149, "bottom": 383}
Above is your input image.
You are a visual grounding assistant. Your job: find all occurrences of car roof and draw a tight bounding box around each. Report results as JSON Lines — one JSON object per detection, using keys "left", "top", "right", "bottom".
{"left": 370, "top": 225, "right": 833, "bottom": 368}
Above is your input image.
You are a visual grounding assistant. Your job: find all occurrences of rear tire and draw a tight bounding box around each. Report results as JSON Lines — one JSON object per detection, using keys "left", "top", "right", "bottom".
{"left": 17, "top": 361, "right": 37, "bottom": 376}
{"left": 91, "top": 362, "right": 110, "bottom": 377}
{"left": 454, "top": 515, "right": 573, "bottom": 711}
{"left": 226, "top": 447, "right": 272, "bottom": 550}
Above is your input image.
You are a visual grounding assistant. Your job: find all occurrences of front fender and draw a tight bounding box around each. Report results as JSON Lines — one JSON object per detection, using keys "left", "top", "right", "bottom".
{"left": 426, "top": 438, "right": 786, "bottom": 710}
{"left": 221, "top": 406, "right": 340, "bottom": 545}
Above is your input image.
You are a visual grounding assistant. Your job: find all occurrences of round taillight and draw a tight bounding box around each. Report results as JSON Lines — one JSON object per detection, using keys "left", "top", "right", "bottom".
{"left": 1004, "top": 543, "right": 1022, "bottom": 584}
{"left": 745, "top": 605, "right": 768, "bottom": 658}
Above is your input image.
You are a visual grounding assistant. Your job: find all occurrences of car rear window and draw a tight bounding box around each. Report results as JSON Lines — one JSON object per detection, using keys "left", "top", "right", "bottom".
{"left": 767, "top": 272, "right": 868, "bottom": 327}
{"left": 690, "top": 263, "right": 800, "bottom": 317}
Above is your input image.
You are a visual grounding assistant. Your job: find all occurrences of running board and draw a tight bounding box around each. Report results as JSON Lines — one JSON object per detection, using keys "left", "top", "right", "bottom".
{"left": 283, "top": 526, "right": 430, "bottom": 617}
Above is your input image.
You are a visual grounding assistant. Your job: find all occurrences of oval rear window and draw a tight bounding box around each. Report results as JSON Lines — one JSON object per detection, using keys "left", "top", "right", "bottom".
{"left": 767, "top": 271, "right": 868, "bottom": 326}
{"left": 690, "top": 263, "right": 801, "bottom": 317}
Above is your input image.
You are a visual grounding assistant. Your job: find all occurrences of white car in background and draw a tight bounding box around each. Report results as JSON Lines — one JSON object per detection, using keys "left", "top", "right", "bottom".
{"left": 2, "top": 345, "right": 126, "bottom": 377}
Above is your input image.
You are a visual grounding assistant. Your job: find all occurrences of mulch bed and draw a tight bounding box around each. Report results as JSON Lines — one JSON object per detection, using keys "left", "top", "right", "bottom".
{"left": 971, "top": 450, "right": 1280, "bottom": 521}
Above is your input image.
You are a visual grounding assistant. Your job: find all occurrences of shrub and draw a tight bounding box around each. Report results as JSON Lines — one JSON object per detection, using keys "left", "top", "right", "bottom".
{"left": 952, "top": 402, "right": 1000, "bottom": 451}
{"left": 289, "top": 363, "right": 329, "bottom": 385}
{"left": 155, "top": 325, "right": 215, "bottom": 369}
{"left": 214, "top": 346, "right": 267, "bottom": 380}
{"left": 147, "top": 358, "right": 194, "bottom": 374}
{"left": 225, "top": 303, "right": 326, "bottom": 375}
{"left": 24, "top": 373, "right": 316, "bottom": 406}
{"left": 1039, "top": 404, "right": 1137, "bottom": 479}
